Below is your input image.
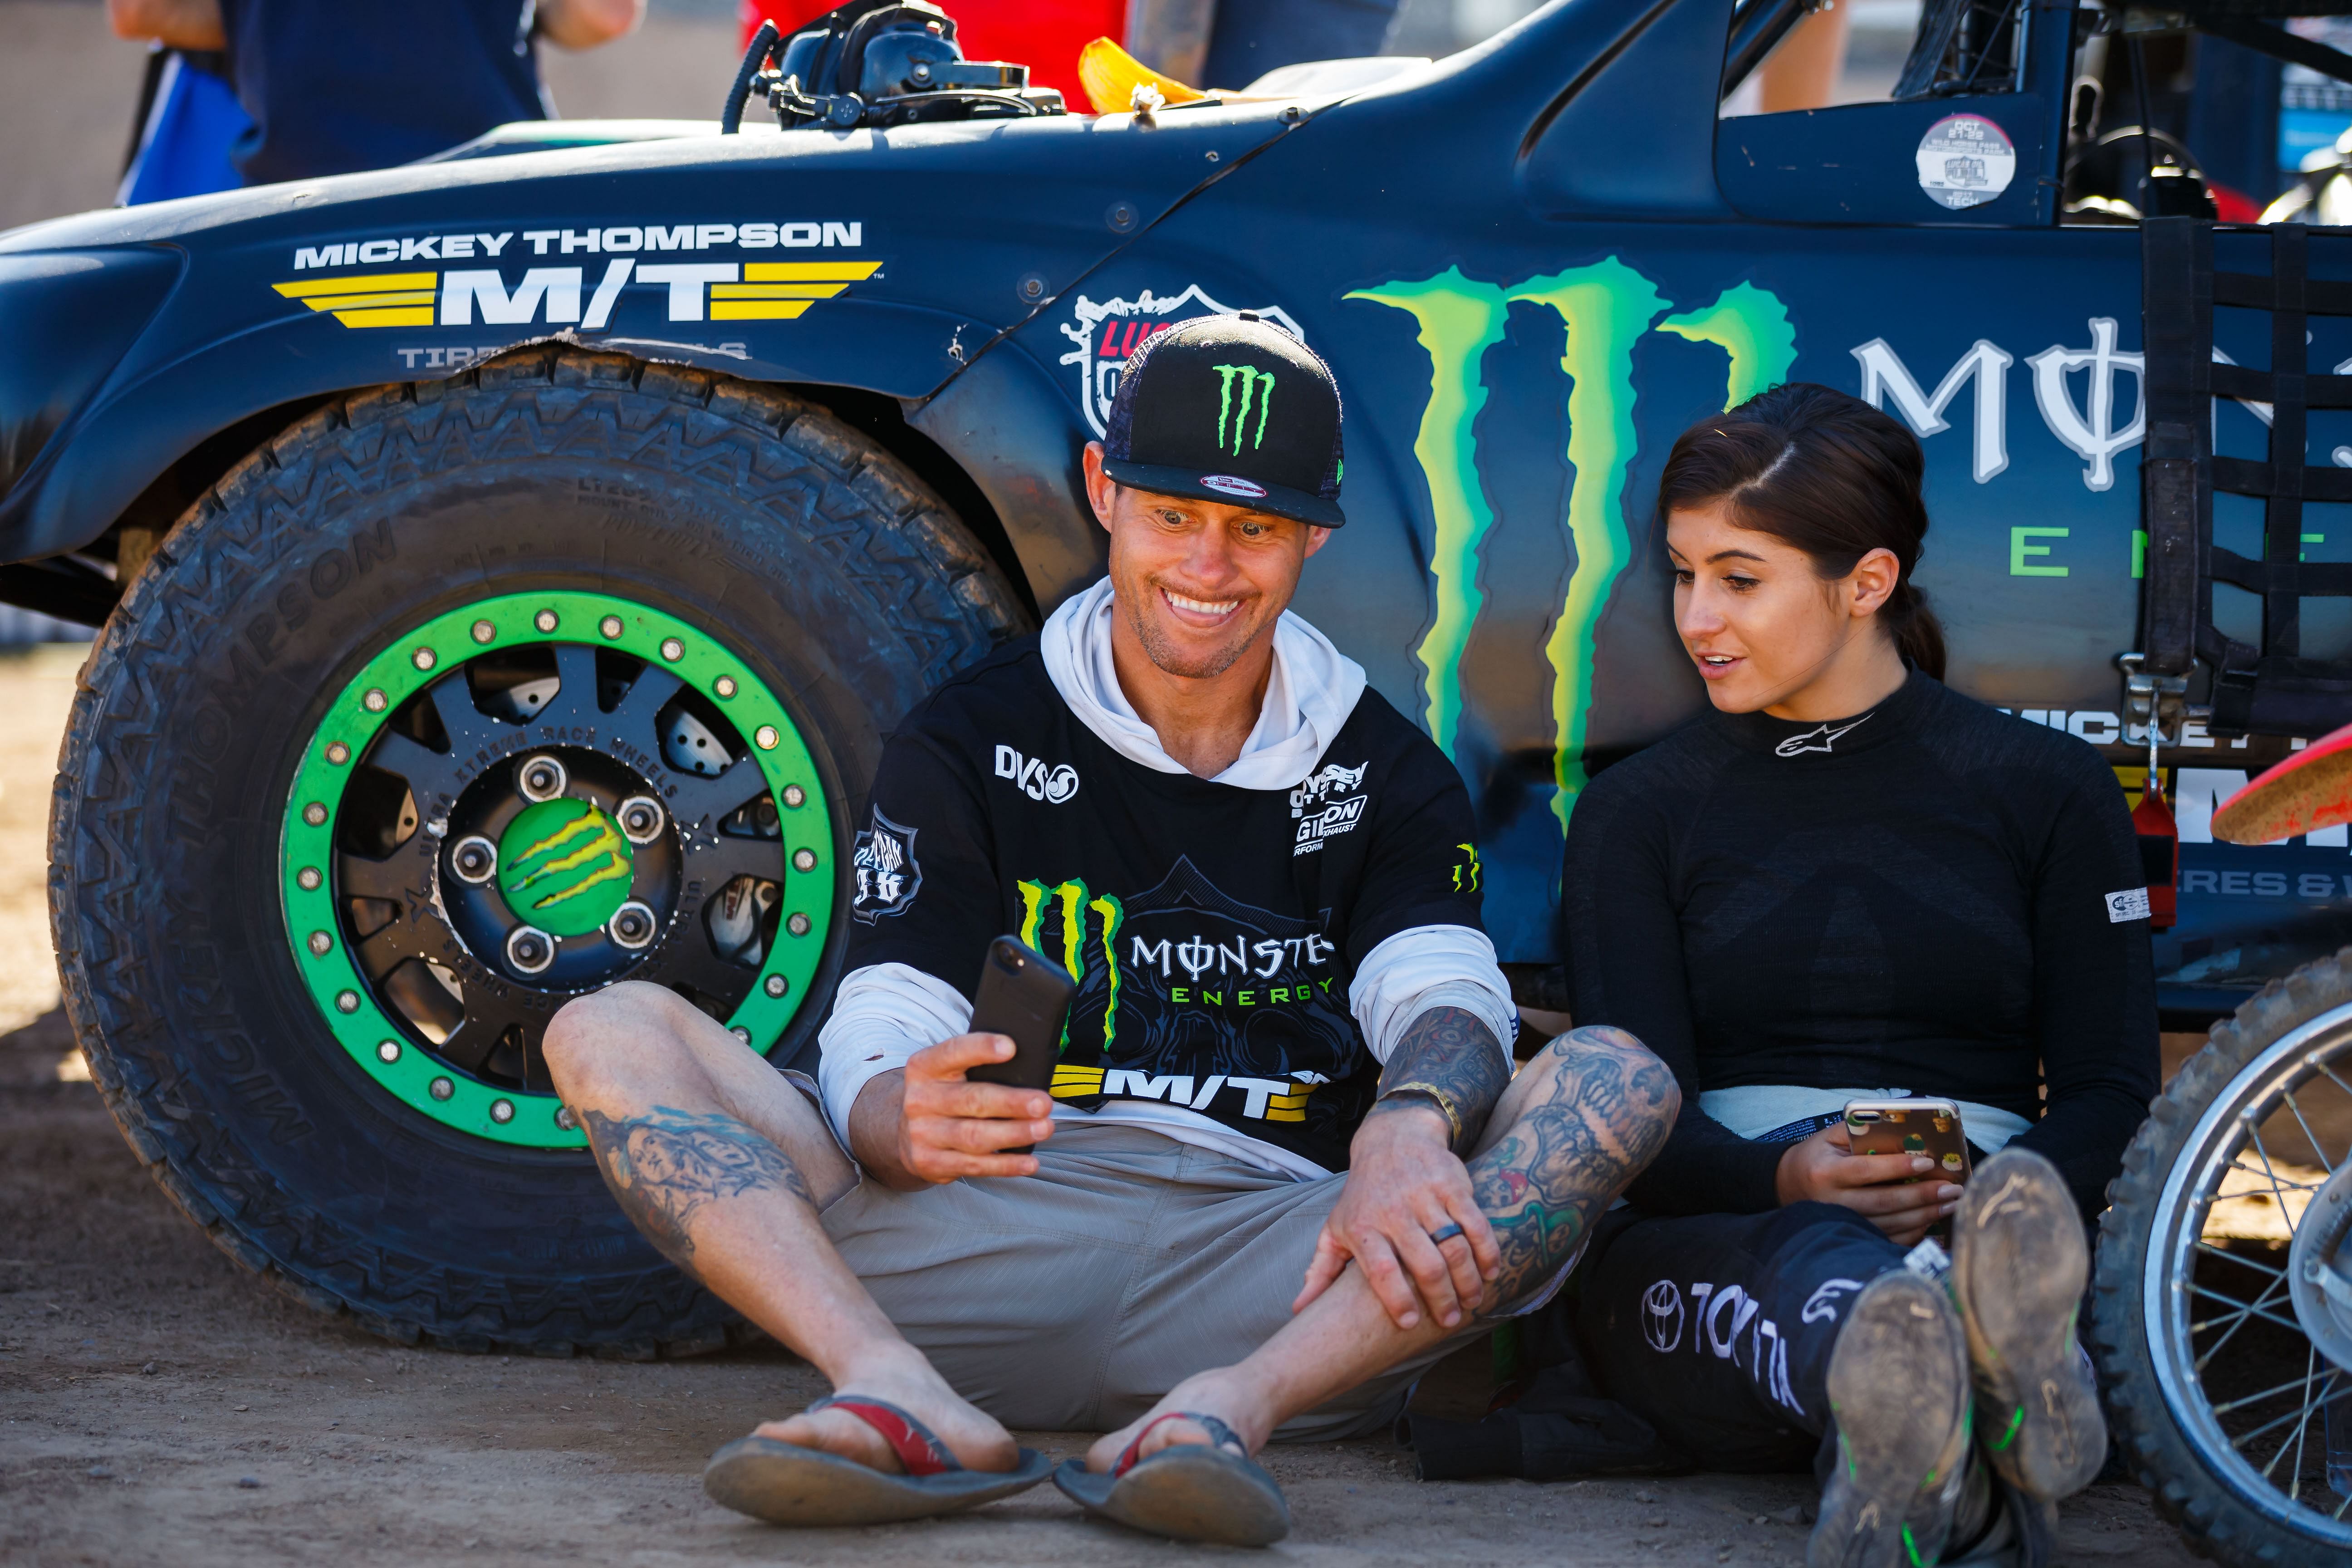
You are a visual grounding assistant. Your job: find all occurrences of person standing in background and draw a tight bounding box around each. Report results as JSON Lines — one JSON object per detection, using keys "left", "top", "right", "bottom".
{"left": 107, "top": 0, "right": 645, "bottom": 186}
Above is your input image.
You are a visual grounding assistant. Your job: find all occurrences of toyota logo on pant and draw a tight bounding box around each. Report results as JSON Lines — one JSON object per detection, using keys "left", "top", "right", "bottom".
{"left": 1642, "top": 1279, "right": 1685, "bottom": 1353}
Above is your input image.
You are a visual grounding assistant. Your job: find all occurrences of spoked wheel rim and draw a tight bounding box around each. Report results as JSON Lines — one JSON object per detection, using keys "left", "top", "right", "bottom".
{"left": 2147, "top": 1004, "right": 2352, "bottom": 1539}
{"left": 278, "top": 591, "right": 834, "bottom": 1148}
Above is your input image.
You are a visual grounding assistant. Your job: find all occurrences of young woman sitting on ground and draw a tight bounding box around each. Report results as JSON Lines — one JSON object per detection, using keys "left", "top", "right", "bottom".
{"left": 1550, "top": 383, "right": 2159, "bottom": 1567}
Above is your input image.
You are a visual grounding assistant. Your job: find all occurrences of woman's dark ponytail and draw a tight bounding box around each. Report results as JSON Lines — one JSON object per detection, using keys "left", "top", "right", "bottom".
{"left": 1656, "top": 382, "right": 1947, "bottom": 682}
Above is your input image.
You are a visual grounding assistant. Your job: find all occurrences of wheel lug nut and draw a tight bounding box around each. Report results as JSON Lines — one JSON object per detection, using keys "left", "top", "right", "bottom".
{"left": 730, "top": 1026, "right": 753, "bottom": 1045}
{"left": 554, "top": 1105, "right": 578, "bottom": 1132}
{"left": 505, "top": 926, "right": 556, "bottom": 975}
{"left": 325, "top": 742, "right": 350, "bottom": 765}
{"left": 535, "top": 609, "right": 559, "bottom": 633}
{"left": 764, "top": 974, "right": 788, "bottom": 998}
{"left": 302, "top": 802, "right": 327, "bottom": 826}
{"left": 786, "top": 913, "right": 811, "bottom": 937}
{"left": 412, "top": 647, "right": 437, "bottom": 671}
{"left": 516, "top": 755, "right": 568, "bottom": 802}
{"left": 599, "top": 615, "right": 623, "bottom": 640}
{"left": 363, "top": 688, "right": 388, "bottom": 712}
{"left": 660, "top": 637, "right": 685, "bottom": 662}
{"left": 607, "top": 901, "right": 657, "bottom": 951}
{"left": 755, "top": 725, "right": 780, "bottom": 750}
{"left": 450, "top": 835, "right": 498, "bottom": 884}
{"left": 490, "top": 1099, "right": 515, "bottom": 1125}
{"left": 430, "top": 1077, "right": 454, "bottom": 1102}
{"left": 297, "top": 867, "right": 322, "bottom": 891}
{"left": 783, "top": 785, "right": 804, "bottom": 808}
{"left": 616, "top": 796, "right": 664, "bottom": 843}
{"left": 792, "top": 848, "right": 817, "bottom": 873}
{"left": 714, "top": 676, "right": 737, "bottom": 699}
{"left": 377, "top": 1040, "right": 401, "bottom": 1063}
{"left": 335, "top": 990, "right": 360, "bottom": 1014}
{"left": 307, "top": 930, "right": 333, "bottom": 957}
{"left": 471, "top": 620, "right": 497, "bottom": 645}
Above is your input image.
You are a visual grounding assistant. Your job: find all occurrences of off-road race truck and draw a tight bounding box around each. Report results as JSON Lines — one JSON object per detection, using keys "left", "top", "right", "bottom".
{"left": 5, "top": 0, "right": 2352, "bottom": 1558}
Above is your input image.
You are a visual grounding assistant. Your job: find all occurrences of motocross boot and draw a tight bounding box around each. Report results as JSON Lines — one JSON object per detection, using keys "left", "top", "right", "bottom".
{"left": 1948, "top": 1148, "right": 2107, "bottom": 1503}
{"left": 1809, "top": 1270, "right": 1973, "bottom": 1568}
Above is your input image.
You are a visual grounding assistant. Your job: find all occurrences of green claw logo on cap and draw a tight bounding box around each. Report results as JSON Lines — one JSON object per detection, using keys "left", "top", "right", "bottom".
{"left": 497, "top": 797, "right": 634, "bottom": 936}
{"left": 1214, "top": 364, "right": 1276, "bottom": 453}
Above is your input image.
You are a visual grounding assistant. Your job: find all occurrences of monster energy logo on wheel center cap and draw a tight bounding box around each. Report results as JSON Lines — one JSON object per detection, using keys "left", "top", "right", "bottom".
{"left": 496, "top": 797, "right": 635, "bottom": 937}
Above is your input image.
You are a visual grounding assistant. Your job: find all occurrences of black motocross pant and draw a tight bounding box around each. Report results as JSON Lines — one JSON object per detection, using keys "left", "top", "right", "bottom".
{"left": 1568, "top": 1202, "right": 1908, "bottom": 1473}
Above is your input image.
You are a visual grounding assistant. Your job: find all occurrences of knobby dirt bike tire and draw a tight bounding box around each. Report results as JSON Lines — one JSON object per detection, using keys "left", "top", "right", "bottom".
{"left": 2092, "top": 951, "right": 2352, "bottom": 1568}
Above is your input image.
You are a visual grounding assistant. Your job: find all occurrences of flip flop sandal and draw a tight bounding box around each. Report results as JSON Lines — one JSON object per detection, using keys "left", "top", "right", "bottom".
{"left": 702, "top": 1393, "right": 1052, "bottom": 1527}
{"left": 1053, "top": 1411, "right": 1290, "bottom": 1547}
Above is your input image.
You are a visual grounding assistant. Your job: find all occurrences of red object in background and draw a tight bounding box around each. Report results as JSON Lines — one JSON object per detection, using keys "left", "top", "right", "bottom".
{"left": 2134, "top": 767, "right": 2179, "bottom": 931}
{"left": 738, "top": 0, "right": 1122, "bottom": 103}
{"left": 2209, "top": 181, "right": 2264, "bottom": 223}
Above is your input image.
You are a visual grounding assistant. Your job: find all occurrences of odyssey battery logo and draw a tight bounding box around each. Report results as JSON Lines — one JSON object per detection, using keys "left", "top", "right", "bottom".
{"left": 271, "top": 220, "right": 877, "bottom": 331}
{"left": 1060, "top": 285, "right": 1303, "bottom": 437}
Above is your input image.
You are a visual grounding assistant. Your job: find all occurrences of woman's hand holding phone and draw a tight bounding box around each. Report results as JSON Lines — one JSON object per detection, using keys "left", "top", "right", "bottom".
{"left": 1773, "top": 1122, "right": 1962, "bottom": 1245}
{"left": 888, "top": 1033, "right": 1056, "bottom": 1185}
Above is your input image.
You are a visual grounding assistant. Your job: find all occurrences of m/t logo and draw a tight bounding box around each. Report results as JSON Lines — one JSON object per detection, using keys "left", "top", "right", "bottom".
{"left": 1215, "top": 364, "right": 1276, "bottom": 453}
{"left": 272, "top": 259, "right": 882, "bottom": 330}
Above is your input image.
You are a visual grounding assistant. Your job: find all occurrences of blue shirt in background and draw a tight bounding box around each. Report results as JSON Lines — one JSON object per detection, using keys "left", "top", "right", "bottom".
{"left": 217, "top": 0, "right": 552, "bottom": 185}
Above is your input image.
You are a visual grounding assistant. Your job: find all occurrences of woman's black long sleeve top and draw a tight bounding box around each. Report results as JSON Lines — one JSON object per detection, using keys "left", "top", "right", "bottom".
{"left": 1563, "top": 671, "right": 2160, "bottom": 1220}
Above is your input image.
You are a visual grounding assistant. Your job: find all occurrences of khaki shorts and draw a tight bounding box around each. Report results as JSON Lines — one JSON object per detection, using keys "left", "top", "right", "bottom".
{"left": 816, "top": 1121, "right": 1475, "bottom": 1439}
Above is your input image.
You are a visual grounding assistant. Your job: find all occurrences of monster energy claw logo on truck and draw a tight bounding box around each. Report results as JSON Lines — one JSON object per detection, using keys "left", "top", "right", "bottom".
{"left": 1351, "top": 263, "right": 1797, "bottom": 828}
{"left": 1215, "top": 364, "right": 1276, "bottom": 452}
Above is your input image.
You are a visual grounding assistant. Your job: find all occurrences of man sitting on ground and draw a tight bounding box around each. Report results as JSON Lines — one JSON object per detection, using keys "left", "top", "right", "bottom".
{"left": 544, "top": 316, "right": 1677, "bottom": 1545}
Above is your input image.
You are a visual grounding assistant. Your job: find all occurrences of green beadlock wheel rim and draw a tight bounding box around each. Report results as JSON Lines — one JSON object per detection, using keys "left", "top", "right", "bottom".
{"left": 279, "top": 591, "right": 834, "bottom": 1148}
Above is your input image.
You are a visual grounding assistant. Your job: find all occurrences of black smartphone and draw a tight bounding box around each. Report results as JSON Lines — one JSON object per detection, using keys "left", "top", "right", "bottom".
{"left": 964, "top": 936, "right": 1076, "bottom": 1155}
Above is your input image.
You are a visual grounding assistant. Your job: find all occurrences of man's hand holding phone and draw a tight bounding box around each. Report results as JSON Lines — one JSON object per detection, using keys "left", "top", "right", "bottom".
{"left": 852, "top": 1034, "right": 1055, "bottom": 1190}
{"left": 1774, "top": 1122, "right": 1961, "bottom": 1246}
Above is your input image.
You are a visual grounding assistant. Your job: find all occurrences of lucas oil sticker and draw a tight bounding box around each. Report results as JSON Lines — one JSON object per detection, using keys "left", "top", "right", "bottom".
{"left": 1060, "top": 286, "right": 1305, "bottom": 437}
{"left": 1915, "top": 114, "right": 2016, "bottom": 211}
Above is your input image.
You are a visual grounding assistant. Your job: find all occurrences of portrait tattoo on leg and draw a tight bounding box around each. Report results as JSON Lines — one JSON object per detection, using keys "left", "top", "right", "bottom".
{"left": 1469, "top": 1026, "right": 1678, "bottom": 1309}
{"left": 578, "top": 1105, "right": 812, "bottom": 1279}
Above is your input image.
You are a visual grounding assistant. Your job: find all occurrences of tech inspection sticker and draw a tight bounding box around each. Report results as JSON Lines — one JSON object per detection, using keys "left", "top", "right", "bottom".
{"left": 1915, "top": 114, "right": 2016, "bottom": 211}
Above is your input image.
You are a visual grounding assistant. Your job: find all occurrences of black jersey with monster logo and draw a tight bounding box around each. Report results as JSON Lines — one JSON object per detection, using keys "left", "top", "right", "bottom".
{"left": 844, "top": 639, "right": 1487, "bottom": 1172}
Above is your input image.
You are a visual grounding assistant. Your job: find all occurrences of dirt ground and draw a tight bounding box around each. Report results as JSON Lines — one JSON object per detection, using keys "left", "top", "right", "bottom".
{"left": 0, "top": 650, "right": 2207, "bottom": 1564}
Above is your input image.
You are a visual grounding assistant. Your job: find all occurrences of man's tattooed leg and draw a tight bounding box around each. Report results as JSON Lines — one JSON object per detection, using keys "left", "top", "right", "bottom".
{"left": 1469, "top": 1026, "right": 1678, "bottom": 1308}
{"left": 1368, "top": 1004, "right": 1512, "bottom": 1152}
{"left": 578, "top": 1105, "right": 813, "bottom": 1280}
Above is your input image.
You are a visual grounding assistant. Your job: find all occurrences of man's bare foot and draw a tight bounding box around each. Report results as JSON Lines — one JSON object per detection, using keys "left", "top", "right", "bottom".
{"left": 752, "top": 1347, "right": 1019, "bottom": 1475}
{"left": 1083, "top": 1367, "right": 1274, "bottom": 1474}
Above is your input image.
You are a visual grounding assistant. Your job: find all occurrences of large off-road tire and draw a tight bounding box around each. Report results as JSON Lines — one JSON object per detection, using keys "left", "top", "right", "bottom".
{"left": 49, "top": 348, "right": 1026, "bottom": 1355}
{"left": 2092, "top": 952, "right": 2352, "bottom": 1566}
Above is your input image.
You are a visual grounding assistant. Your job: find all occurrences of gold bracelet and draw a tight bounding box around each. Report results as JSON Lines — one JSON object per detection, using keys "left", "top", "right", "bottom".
{"left": 1379, "top": 1083, "right": 1464, "bottom": 1148}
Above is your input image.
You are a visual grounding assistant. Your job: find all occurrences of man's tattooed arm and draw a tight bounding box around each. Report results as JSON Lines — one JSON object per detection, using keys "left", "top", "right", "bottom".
{"left": 578, "top": 1105, "right": 812, "bottom": 1280}
{"left": 1367, "top": 1005, "right": 1512, "bottom": 1153}
{"left": 1469, "top": 1026, "right": 1679, "bottom": 1308}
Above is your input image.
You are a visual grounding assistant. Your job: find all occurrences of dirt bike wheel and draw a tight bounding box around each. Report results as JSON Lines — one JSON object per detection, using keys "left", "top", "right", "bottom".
{"left": 48, "top": 348, "right": 1025, "bottom": 1354}
{"left": 2092, "top": 951, "right": 2352, "bottom": 1564}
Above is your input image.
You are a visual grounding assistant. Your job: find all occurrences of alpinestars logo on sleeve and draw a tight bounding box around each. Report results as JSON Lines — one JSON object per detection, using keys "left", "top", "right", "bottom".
{"left": 849, "top": 808, "right": 921, "bottom": 923}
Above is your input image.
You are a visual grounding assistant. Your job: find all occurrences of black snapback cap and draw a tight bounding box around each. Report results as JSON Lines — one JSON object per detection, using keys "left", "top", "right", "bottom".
{"left": 1100, "top": 314, "right": 1345, "bottom": 527}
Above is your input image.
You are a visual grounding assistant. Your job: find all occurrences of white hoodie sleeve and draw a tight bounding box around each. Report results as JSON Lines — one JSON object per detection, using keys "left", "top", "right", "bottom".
{"left": 815, "top": 962, "right": 974, "bottom": 1152}
{"left": 1347, "top": 925, "right": 1517, "bottom": 1073}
